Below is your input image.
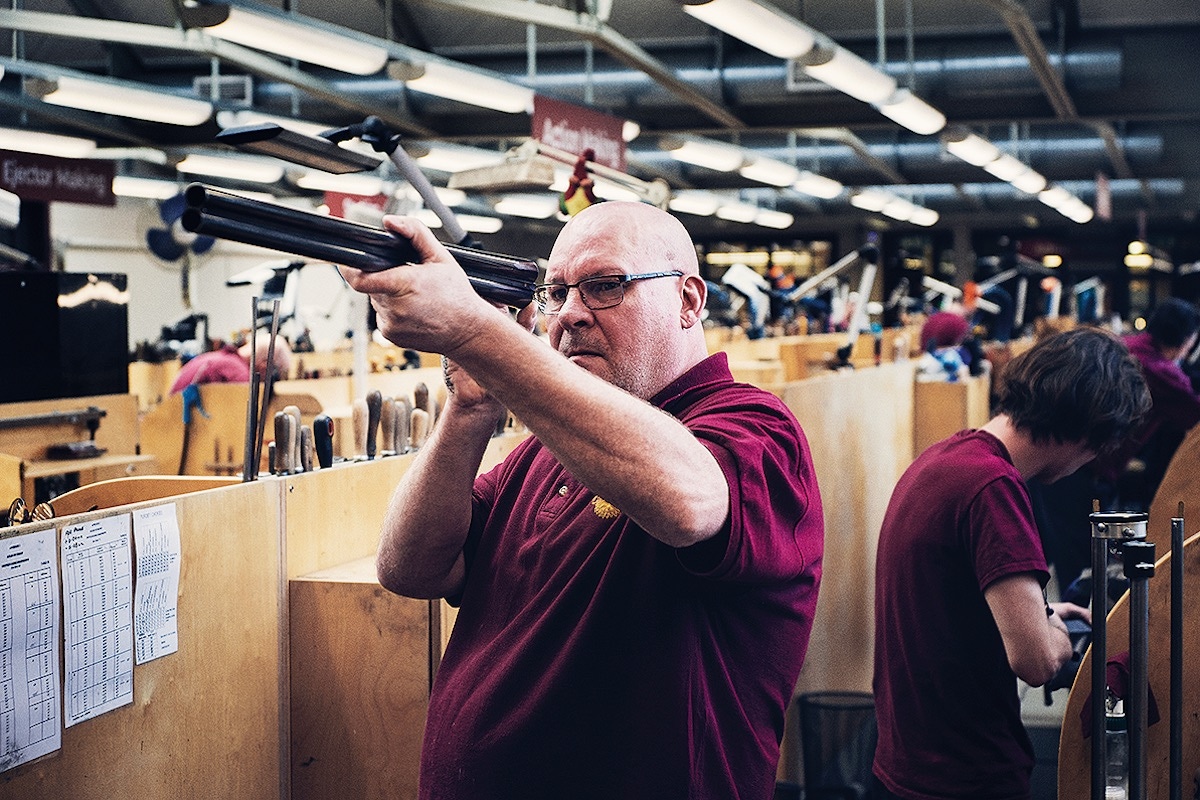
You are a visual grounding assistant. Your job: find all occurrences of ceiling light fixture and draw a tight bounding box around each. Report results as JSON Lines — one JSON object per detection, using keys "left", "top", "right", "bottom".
{"left": 793, "top": 171, "right": 843, "bottom": 199}
{"left": 388, "top": 60, "right": 534, "bottom": 114}
{"left": 414, "top": 143, "right": 508, "bottom": 173}
{"left": 799, "top": 46, "right": 897, "bottom": 105}
{"left": 668, "top": 190, "right": 722, "bottom": 217}
{"left": 180, "top": 1, "right": 389, "bottom": 75}
{"left": 738, "top": 156, "right": 800, "bottom": 187}
{"left": 982, "top": 153, "right": 1032, "bottom": 182}
{"left": 1009, "top": 168, "right": 1048, "bottom": 195}
{"left": 679, "top": 0, "right": 817, "bottom": 59}
{"left": 25, "top": 75, "right": 212, "bottom": 126}
{"left": 754, "top": 208, "right": 795, "bottom": 229}
{"left": 715, "top": 200, "right": 761, "bottom": 223}
{"left": 112, "top": 176, "right": 184, "bottom": 200}
{"left": 875, "top": 88, "right": 946, "bottom": 135}
{"left": 176, "top": 153, "right": 285, "bottom": 184}
{"left": 0, "top": 127, "right": 96, "bottom": 158}
{"left": 942, "top": 130, "right": 1001, "bottom": 167}
{"left": 293, "top": 170, "right": 385, "bottom": 196}
{"left": 493, "top": 194, "right": 560, "bottom": 219}
{"left": 661, "top": 137, "right": 746, "bottom": 173}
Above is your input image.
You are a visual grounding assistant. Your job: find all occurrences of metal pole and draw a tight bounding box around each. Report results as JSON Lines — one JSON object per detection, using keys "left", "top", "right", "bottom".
{"left": 1170, "top": 503, "right": 1184, "bottom": 800}
{"left": 1090, "top": 511, "right": 1149, "bottom": 800}
{"left": 1124, "top": 538, "right": 1155, "bottom": 800}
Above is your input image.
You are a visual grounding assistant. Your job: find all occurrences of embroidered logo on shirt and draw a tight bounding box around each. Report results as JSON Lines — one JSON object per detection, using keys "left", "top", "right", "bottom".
{"left": 591, "top": 496, "right": 620, "bottom": 519}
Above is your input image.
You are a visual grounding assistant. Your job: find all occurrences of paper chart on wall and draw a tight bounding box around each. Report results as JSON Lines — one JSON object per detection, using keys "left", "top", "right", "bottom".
{"left": 61, "top": 515, "right": 134, "bottom": 728}
{"left": 132, "top": 503, "right": 181, "bottom": 665}
{"left": 0, "top": 526, "right": 62, "bottom": 772}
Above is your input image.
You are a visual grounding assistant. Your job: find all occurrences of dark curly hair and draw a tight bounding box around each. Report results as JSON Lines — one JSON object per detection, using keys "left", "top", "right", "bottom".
{"left": 1147, "top": 298, "right": 1200, "bottom": 349}
{"left": 994, "top": 327, "right": 1151, "bottom": 454}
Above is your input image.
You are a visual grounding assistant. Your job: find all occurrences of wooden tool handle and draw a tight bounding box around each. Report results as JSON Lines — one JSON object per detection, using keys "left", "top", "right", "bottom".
{"left": 380, "top": 396, "right": 396, "bottom": 454}
{"left": 299, "top": 425, "right": 314, "bottom": 473}
{"left": 352, "top": 398, "right": 369, "bottom": 458}
{"left": 395, "top": 397, "right": 412, "bottom": 454}
{"left": 274, "top": 412, "right": 293, "bottom": 474}
{"left": 365, "top": 390, "right": 382, "bottom": 459}
{"left": 410, "top": 408, "right": 430, "bottom": 449}
{"left": 313, "top": 414, "right": 334, "bottom": 469}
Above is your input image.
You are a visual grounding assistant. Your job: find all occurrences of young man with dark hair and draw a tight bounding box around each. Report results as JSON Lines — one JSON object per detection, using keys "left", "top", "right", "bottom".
{"left": 873, "top": 327, "right": 1151, "bottom": 800}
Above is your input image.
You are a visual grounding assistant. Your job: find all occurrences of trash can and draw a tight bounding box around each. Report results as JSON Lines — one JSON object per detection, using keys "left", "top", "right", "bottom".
{"left": 797, "top": 690, "right": 877, "bottom": 800}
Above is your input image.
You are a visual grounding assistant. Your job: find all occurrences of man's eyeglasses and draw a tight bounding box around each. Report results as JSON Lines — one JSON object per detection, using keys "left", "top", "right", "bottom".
{"left": 533, "top": 271, "right": 684, "bottom": 314}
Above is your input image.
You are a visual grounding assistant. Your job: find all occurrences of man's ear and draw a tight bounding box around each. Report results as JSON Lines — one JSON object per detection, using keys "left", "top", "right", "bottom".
{"left": 680, "top": 274, "right": 707, "bottom": 329}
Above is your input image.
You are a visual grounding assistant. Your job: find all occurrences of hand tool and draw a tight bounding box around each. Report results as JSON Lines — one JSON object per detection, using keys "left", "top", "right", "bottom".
{"left": 313, "top": 414, "right": 334, "bottom": 469}
{"left": 365, "top": 390, "right": 382, "bottom": 459}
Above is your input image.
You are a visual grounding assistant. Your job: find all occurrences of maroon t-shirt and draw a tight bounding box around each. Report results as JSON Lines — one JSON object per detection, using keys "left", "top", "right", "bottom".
{"left": 873, "top": 429, "right": 1049, "bottom": 800}
{"left": 419, "top": 353, "right": 823, "bottom": 800}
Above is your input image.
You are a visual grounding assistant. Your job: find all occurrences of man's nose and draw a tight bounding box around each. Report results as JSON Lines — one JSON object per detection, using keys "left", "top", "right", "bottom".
{"left": 555, "top": 286, "right": 594, "bottom": 322}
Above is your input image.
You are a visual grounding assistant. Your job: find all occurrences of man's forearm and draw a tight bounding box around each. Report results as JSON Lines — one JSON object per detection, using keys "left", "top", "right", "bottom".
{"left": 375, "top": 402, "right": 501, "bottom": 598}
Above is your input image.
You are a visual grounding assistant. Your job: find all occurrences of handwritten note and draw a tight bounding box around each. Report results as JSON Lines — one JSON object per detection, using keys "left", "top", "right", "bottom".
{"left": 0, "top": 527, "right": 61, "bottom": 772}
{"left": 61, "top": 516, "right": 134, "bottom": 727}
{"left": 133, "top": 504, "right": 182, "bottom": 664}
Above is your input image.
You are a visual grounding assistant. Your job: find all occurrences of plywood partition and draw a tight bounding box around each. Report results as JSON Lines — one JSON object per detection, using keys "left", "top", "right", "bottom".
{"left": 1, "top": 479, "right": 285, "bottom": 800}
{"left": 779, "top": 361, "right": 917, "bottom": 696}
{"left": 1148, "top": 423, "right": 1200, "bottom": 550}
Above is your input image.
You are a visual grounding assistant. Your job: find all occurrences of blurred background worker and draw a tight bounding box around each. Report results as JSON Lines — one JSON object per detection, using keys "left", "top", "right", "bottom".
{"left": 169, "top": 335, "right": 292, "bottom": 394}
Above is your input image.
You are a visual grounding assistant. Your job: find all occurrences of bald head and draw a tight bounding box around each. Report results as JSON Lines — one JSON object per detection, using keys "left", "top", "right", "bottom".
{"left": 549, "top": 201, "right": 700, "bottom": 278}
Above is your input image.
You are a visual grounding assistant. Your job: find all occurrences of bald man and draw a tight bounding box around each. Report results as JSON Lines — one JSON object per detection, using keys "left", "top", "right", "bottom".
{"left": 341, "top": 201, "right": 823, "bottom": 800}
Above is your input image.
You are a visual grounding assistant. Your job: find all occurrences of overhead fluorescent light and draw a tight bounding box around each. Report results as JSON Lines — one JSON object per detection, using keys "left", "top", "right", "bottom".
{"left": 680, "top": 0, "right": 817, "bottom": 60}
{"left": 0, "top": 127, "right": 95, "bottom": 158}
{"left": 456, "top": 213, "right": 503, "bottom": 234}
{"left": 907, "top": 206, "right": 940, "bottom": 227}
{"left": 1060, "top": 198, "right": 1095, "bottom": 224}
{"left": 881, "top": 197, "right": 916, "bottom": 221}
{"left": 25, "top": 75, "right": 211, "bottom": 126}
{"left": 493, "top": 194, "right": 560, "bottom": 219}
{"left": 415, "top": 143, "right": 507, "bottom": 173}
{"left": 1037, "top": 185, "right": 1072, "bottom": 209}
{"left": 93, "top": 147, "right": 169, "bottom": 164}
{"left": 849, "top": 189, "right": 892, "bottom": 212}
{"left": 739, "top": 156, "right": 800, "bottom": 187}
{"left": 112, "top": 176, "right": 183, "bottom": 200}
{"left": 668, "top": 190, "right": 721, "bottom": 216}
{"left": 176, "top": 153, "right": 285, "bottom": 183}
{"left": 715, "top": 201, "right": 760, "bottom": 223}
{"left": 661, "top": 137, "right": 746, "bottom": 172}
{"left": 293, "top": 170, "right": 384, "bottom": 196}
{"left": 754, "top": 209, "right": 794, "bottom": 229}
{"left": 1009, "top": 169, "right": 1048, "bottom": 195}
{"left": 875, "top": 88, "right": 946, "bottom": 135}
{"left": 800, "top": 46, "right": 897, "bottom": 105}
{"left": 793, "top": 171, "right": 843, "bottom": 199}
{"left": 389, "top": 60, "right": 534, "bottom": 114}
{"left": 622, "top": 120, "right": 641, "bottom": 142}
{"left": 942, "top": 131, "right": 1001, "bottom": 167}
{"left": 983, "top": 153, "right": 1031, "bottom": 182}
{"left": 181, "top": 1, "right": 389, "bottom": 75}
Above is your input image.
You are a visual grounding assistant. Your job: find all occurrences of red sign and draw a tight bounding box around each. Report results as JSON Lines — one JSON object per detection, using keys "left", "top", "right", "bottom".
{"left": 0, "top": 151, "right": 114, "bottom": 206}
{"left": 531, "top": 95, "right": 626, "bottom": 172}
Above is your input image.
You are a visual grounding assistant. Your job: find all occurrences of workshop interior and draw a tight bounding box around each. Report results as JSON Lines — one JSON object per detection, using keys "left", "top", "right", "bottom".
{"left": 0, "top": 1, "right": 1198, "bottom": 799}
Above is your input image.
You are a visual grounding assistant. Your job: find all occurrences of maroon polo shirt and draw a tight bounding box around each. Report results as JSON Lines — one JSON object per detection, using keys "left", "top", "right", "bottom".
{"left": 419, "top": 352, "right": 823, "bottom": 800}
{"left": 873, "top": 429, "right": 1049, "bottom": 800}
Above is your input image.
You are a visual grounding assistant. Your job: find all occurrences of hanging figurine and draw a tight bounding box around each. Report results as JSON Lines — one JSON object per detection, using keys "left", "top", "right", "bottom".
{"left": 559, "top": 148, "right": 601, "bottom": 216}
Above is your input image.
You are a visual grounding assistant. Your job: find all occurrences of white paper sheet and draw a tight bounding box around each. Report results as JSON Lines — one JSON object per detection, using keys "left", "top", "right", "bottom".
{"left": 0, "top": 526, "right": 62, "bottom": 772}
{"left": 132, "top": 504, "right": 182, "bottom": 664}
{"left": 61, "top": 515, "right": 134, "bottom": 728}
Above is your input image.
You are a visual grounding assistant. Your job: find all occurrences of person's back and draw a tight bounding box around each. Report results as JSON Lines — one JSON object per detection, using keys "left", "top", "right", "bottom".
{"left": 874, "top": 328, "right": 1149, "bottom": 800}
